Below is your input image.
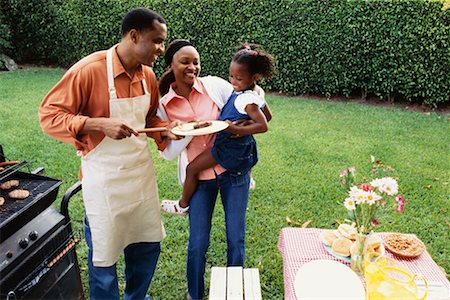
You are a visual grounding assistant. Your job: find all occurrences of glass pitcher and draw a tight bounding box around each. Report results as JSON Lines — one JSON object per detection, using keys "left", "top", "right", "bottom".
{"left": 364, "top": 252, "right": 428, "bottom": 300}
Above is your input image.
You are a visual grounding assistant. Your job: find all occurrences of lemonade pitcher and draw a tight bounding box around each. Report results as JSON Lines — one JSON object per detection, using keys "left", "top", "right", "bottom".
{"left": 364, "top": 253, "right": 428, "bottom": 300}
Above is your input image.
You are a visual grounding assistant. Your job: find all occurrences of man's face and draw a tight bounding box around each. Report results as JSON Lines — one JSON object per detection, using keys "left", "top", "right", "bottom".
{"left": 134, "top": 20, "right": 167, "bottom": 66}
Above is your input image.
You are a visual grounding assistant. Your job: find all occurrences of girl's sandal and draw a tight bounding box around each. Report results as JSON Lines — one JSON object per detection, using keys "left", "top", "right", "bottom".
{"left": 161, "top": 200, "right": 189, "bottom": 216}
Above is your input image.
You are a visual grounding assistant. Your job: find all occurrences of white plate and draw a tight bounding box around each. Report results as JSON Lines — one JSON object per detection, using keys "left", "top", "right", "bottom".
{"left": 171, "top": 120, "right": 228, "bottom": 136}
{"left": 294, "top": 259, "right": 365, "bottom": 300}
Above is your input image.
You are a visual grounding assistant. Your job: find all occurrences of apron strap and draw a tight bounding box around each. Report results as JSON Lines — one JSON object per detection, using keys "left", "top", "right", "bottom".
{"left": 106, "top": 47, "right": 118, "bottom": 99}
{"left": 142, "top": 78, "right": 149, "bottom": 95}
{"left": 107, "top": 46, "right": 149, "bottom": 99}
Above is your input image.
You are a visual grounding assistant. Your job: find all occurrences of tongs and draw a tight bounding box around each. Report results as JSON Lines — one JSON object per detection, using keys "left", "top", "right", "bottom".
{"left": 137, "top": 127, "right": 168, "bottom": 133}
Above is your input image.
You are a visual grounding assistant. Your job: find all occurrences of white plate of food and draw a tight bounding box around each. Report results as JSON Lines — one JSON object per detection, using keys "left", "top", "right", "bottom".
{"left": 320, "top": 227, "right": 385, "bottom": 263}
{"left": 294, "top": 259, "right": 365, "bottom": 299}
{"left": 324, "top": 244, "right": 352, "bottom": 263}
{"left": 171, "top": 120, "right": 228, "bottom": 136}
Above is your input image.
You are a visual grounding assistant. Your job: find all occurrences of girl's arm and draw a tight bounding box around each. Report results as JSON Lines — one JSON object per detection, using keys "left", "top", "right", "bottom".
{"left": 226, "top": 104, "right": 268, "bottom": 136}
{"left": 262, "top": 103, "right": 272, "bottom": 122}
{"left": 253, "top": 84, "right": 272, "bottom": 122}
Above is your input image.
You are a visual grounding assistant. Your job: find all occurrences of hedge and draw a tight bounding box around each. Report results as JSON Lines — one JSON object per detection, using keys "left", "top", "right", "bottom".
{"left": 3, "top": 0, "right": 450, "bottom": 106}
{"left": 0, "top": 5, "right": 12, "bottom": 69}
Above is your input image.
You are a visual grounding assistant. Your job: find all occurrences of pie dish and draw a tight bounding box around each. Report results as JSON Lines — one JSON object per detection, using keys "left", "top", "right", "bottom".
{"left": 171, "top": 120, "right": 229, "bottom": 136}
{"left": 383, "top": 233, "right": 426, "bottom": 258}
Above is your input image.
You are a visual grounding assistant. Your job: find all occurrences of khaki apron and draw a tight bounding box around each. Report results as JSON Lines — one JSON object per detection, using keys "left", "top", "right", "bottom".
{"left": 81, "top": 46, "right": 164, "bottom": 267}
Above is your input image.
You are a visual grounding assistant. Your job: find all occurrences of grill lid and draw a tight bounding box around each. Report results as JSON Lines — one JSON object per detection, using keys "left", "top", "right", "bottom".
{"left": 0, "top": 161, "right": 30, "bottom": 182}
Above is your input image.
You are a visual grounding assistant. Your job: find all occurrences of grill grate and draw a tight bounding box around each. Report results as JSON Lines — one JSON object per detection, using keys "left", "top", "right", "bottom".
{"left": 0, "top": 178, "right": 59, "bottom": 222}
{"left": 0, "top": 171, "right": 62, "bottom": 242}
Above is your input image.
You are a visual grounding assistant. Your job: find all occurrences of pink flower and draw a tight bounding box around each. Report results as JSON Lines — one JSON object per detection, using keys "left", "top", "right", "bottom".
{"left": 371, "top": 219, "right": 380, "bottom": 226}
{"left": 395, "top": 194, "right": 405, "bottom": 204}
{"left": 341, "top": 179, "right": 347, "bottom": 186}
{"left": 339, "top": 169, "right": 348, "bottom": 177}
{"left": 362, "top": 184, "right": 372, "bottom": 192}
{"left": 348, "top": 166, "right": 356, "bottom": 173}
{"left": 395, "top": 195, "right": 405, "bottom": 212}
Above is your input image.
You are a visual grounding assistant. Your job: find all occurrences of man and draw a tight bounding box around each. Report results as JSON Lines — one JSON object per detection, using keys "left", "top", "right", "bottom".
{"left": 39, "top": 8, "right": 177, "bottom": 300}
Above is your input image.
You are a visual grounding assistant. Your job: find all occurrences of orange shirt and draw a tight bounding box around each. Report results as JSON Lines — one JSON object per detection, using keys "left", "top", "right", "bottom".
{"left": 39, "top": 45, "right": 168, "bottom": 157}
{"left": 161, "top": 79, "right": 226, "bottom": 180}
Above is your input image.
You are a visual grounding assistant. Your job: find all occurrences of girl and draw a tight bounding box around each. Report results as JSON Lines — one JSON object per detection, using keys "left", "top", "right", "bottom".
{"left": 162, "top": 43, "right": 274, "bottom": 216}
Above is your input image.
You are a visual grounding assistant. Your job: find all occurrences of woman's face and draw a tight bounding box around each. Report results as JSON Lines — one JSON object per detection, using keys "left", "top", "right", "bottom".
{"left": 170, "top": 46, "right": 201, "bottom": 86}
{"left": 229, "top": 61, "right": 258, "bottom": 92}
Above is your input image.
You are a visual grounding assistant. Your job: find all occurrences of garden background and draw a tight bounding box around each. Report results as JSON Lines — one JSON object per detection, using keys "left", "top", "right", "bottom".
{"left": 1, "top": 0, "right": 449, "bottom": 298}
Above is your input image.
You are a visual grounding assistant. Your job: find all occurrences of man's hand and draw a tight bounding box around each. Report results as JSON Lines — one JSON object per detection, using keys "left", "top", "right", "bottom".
{"left": 81, "top": 117, "right": 138, "bottom": 139}
{"left": 102, "top": 118, "right": 138, "bottom": 139}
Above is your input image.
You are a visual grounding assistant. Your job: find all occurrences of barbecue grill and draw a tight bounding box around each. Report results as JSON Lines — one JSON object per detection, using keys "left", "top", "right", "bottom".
{"left": 0, "top": 145, "right": 84, "bottom": 299}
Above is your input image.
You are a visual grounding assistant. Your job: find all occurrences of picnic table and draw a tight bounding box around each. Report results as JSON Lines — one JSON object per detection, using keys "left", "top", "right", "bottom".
{"left": 278, "top": 227, "right": 450, "bottom": 300}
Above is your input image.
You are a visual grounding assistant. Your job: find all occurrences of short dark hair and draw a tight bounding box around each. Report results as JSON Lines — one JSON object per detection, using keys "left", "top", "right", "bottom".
{"left": 121, "top": 8, "right": 166, "bottom": 36}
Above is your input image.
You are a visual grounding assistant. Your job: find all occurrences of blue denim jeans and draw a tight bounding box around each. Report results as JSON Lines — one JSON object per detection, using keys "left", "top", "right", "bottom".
{"left": 187, "top": 171, "right": 250, "bottom": 300}
{"left": 84, "top": 217, "right": 160, "bottom": 300}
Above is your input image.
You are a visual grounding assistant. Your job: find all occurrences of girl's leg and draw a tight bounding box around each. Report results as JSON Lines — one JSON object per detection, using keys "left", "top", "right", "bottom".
{"left": 180, "top": 150, "right": 217, "bottom": 208}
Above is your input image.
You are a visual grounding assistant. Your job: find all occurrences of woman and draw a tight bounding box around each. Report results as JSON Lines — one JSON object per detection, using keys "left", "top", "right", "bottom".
{"left": 157, "top": 39, "right": 251, "bottom": 300}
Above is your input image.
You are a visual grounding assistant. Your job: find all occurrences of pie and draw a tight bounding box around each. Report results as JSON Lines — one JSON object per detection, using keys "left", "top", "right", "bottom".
{"left": 384, "top": 233, "right": 425, "bottom": 258}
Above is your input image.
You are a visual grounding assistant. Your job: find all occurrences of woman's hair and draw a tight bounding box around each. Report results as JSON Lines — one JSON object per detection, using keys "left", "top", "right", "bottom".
{"left": 233, "top": 43, "right": 275, "bottom": 79}
{"left": 158, "top": 39, "right": 194, "bottom": 96}
{"left": 121, "top": 8, "right": 166, "bottom": 36}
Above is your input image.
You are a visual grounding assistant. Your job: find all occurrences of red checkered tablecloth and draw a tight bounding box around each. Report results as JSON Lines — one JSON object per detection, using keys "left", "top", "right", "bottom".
{"left": 278, "top": 228, "right": 450, "bottom": 300}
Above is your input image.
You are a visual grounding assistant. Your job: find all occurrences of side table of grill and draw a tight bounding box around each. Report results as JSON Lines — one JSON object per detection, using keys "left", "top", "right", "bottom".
{"left": 0, "top": 173, "right": 85, "bottom": 300}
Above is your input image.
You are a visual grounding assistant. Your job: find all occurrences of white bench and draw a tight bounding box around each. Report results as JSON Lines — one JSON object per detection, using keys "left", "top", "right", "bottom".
{"left": 209, "top": 266, "right": 262, "bottom": 300}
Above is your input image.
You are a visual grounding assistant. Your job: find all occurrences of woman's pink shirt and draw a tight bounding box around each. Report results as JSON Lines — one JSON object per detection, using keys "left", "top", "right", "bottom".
{"left": 161, "top": 79, "right": 226, "bottom": 180}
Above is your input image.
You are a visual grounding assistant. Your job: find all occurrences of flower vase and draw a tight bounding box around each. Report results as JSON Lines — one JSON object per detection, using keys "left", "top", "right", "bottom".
{"left": 351, "top": 232, "right": 369, "bottom": 275}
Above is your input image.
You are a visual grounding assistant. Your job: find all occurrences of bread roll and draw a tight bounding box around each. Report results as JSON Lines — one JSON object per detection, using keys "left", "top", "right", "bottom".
{"left": 0, "top": 196, "right": 4, "bottom": 205}
{"left": 365, "top": 234, "right": 383, "bottom": 254}
{"left": 320, "top": 230, "right": 339, "bottom": 246}
{"left": 332, "top": 237, "right": 353, "bottom": 257}
{"left": 338, "top": 223, "right": 357, "bottom": 240}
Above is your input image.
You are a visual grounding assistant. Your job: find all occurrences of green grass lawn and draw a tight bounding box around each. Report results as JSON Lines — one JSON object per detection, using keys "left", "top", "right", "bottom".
{"left": 1, "top": 68, "right": 449, "bottom": 299}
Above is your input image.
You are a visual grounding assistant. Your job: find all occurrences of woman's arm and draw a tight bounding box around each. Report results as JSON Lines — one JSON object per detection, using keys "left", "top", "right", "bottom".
{"left": 226, "top": 104, "right": 268, "bottom": 136}
{"left": 159, "top": 136, "right": 193, "bottom": 160}
{"left": 157, "top": 101, "right": 192, "bottom": 160}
